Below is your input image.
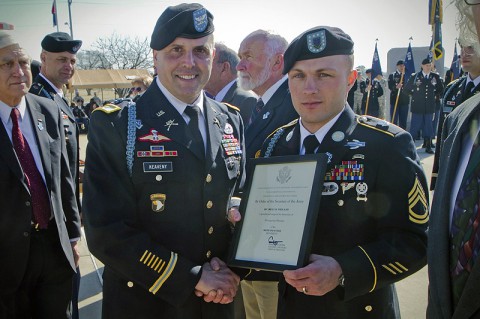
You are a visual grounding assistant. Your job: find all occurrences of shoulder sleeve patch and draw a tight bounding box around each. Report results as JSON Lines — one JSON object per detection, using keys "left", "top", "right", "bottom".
{"left": 357, "top": 116, "right": 395, "bottom": 137}
{"left": 223, "top": 102, "right": 240, "bottom": 112}
{"left": 93, "top": 103, "right": 121, "bottom": 114}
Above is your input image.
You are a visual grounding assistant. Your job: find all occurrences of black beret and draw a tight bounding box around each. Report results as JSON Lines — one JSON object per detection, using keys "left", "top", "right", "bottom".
{"left": 41, "top": 32, "right": 82, "bottom": 54}
{"left": 283, "top": 26, "right": 354, "bottom": 74}
{"left": 396, "top": 60, "right": 404, "bottom": 65}
{"left": 150, "top": 3, "right": 214, "bottom": 50}
{"left": 365, "top": 68, "right": 373, "bottom": 74}
{"left": 422, "top": 58, "right": 432, "bottom": 65}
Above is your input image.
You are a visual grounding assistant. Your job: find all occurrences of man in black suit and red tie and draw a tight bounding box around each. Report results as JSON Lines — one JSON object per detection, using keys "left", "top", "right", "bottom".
{"left": 0, "top": 32, "right": 81, "bottom": 318}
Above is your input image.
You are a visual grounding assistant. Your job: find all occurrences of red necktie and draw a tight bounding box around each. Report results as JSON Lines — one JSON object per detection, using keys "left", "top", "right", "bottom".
{"left": 10, "top": 108, "right": 50, "bottom": 229}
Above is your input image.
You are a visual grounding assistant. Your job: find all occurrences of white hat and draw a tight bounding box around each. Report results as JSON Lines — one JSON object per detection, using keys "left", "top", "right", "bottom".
{"left": 0, "top": 31, "right": 18, "bottom": 50}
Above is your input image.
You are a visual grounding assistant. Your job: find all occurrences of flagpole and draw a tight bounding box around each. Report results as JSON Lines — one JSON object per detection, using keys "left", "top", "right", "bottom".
{"left": 392, "top": 72, "right": 404, "bottom": 123}
{"left": 53, "top": 0, "right": 59, "bottom": 32}
{"left": 68, "top": 0, "right": 73, "bottom": 38}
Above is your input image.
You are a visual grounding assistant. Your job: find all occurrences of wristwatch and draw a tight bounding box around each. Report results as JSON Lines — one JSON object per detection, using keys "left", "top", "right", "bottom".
{"left": 338, "top": 274, "right": 345, "bottom": 287}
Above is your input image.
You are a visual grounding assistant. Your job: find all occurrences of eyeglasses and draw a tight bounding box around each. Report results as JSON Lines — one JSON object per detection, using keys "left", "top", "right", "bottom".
{"left": 131, "top": 87, "right": 142, "bottom": 92}
{"left": 465, "top": 0, "right": 480, "bottom": 5}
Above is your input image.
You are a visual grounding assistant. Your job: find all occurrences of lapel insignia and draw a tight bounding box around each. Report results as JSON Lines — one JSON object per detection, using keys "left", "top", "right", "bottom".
{"left": 213, "top": 118, "right": 221, "bottom": 128}
{"left": 37, "top": 120, "right": 44, "bottom": 131}
{"left": 322, "top": 182, "right": 339, "bottom": 195}
{"left": 156, "top": 110, "right": 165, "bottom": 117}
{"left": 325, "top": 152, "right": 333, "bottom": 163}
{"left": 135, "top": 119, "right": 143, "bottom": 129}
{"left": 356, "top": 182, "right": 368, "bottom": 202}
{"left": 263, "top": 112, "right": 270, "bottom": 120}
{"left": 224, "top": 123, "right": 234, "bottom": 134}
{"left": 165, "top": 119, "right": 178, "bottom": 131}
{"left": 137, "top": 145, "right": 178, "bottom": 158}
{"left": 138, "top": 129, "right": 172, "bottom": 143}
{"left": 150, "top": 193, "right": 166, "bottom": 212}
{"left": 341, "top": 182, "right": 355, "bottom": 194}
{"left": 286, "top": 130, "right": 293, "bottom": 142}
{"left": 221, "top": 134, "right": 242, "bottom": 155}
{"left": 325, "top": 161, "right": 363, "bottom": 181}
{"left": 345, "top": 139, "right": 366, "bottom": 149}
{"left": 331, "top": 131, "right": 345, "bottom": 142}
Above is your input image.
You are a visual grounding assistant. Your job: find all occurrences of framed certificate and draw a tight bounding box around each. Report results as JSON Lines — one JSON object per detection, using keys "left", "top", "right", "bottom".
{"left": 228, "top": 153, "right": 328, "bottom": 272}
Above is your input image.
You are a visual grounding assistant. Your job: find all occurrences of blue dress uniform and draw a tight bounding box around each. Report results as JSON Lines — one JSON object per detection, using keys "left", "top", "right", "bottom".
{"left": 387, "top": 67, "right": 410, "bottom": 129}
{"left": 404, "top": 66, "right": 444, "bottom": 151}
{"left": 82, "top": 82, "right": 246, "bottom": 318}
{"left": 360, "top": 77, "right": 383, "bottom": 118}
{"left": 259, "top": 108, "right": 428, "bottom": 318}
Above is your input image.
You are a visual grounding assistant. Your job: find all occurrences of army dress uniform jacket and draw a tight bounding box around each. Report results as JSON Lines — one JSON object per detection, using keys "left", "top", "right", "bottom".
{"left": 82, "top": 83, "right": 246, "bottom": 319}
{"left": 0, "top": 93, "right": 81, "bottom": 296}
{"left": 30, "top": 75, "right": 80, "bottom": 209}
{"left": 387, "top": 71, "right": 409, "bottom": 106}
{"left": 360, "top": 79, "right": 384, "bottom": 117}
{"left": 260, "top": 107, "right": 429, "bottom": 319}
{"left": 427, "top": 93, "right": 480, "bottom": 319}
{"left": 404, "top": 71, "right": 444, "bottom": 114}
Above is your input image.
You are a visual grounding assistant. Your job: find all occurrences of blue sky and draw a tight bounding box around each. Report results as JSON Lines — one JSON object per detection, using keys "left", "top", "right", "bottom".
{"left": 1, "top": 0, "right": 458, "bottom": 72}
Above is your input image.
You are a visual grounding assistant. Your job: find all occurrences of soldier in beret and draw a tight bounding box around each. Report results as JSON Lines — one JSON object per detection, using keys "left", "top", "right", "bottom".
{"left": 258, "top": 26, "right": 429, "bottom": 318}
{"left": 28, "top": 31, "right": 83, "bottom": 319}
{"left": 404, "top": 58, "right": 444, "bottom": 154}
{"left": 360, "top": 68, "right": 383, "bottom": 117}
{"left": 82, "top": 3, "right": 245, "bottom": 318}
{"left": 388, "top": 60, "right": 410, "bottom": 129}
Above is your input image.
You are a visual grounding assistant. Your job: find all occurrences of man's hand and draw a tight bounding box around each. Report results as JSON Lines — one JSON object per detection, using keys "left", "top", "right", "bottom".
{"left": 283, "top": 254, "right": 342, "bottom": 296}
{"left": 71, "top": 241, "right": 80, "bottom": 268}
{"left": 194, "top": 257, "right": 240, "bottom": 304}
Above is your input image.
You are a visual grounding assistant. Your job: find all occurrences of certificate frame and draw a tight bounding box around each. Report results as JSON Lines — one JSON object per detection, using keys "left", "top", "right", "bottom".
{"left": 228, "top": 153, "right": 328, "bottom": 272}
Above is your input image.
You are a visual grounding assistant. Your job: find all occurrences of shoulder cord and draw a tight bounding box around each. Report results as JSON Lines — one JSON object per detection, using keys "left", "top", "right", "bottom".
{"left": 264, "top": 128, "right": 284, "bottom": 158}
{"left": 126, "top": 102, "right": 137, "bottom": 177}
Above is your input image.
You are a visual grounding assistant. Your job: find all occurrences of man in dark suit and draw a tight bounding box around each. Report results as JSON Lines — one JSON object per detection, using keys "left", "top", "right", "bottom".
{"left": 404, "top": 58, "right": 444, "bottom": 154}
{"left": 0, "top": 31, "right": 81, "bottom": 318}
{"left": 82, "top": 4, "right": 244, "bottom": 318}
{"left": 235, "top": 29, "right": 298, "bottom": 319}
{"left": 204, "top": 42, "right": 257, "bottom": 124}
{"left": 388, "top": 60, "right": 410, "bottom": 129}
{"left": 29, "top": 31, "right": 83, "bottom": 319}
{"left": 427, "top": 1, "right": 480, "bottom": 317}
{"left": 259, "top": 26, "right": 428, "bottom": 319}
{"left": 360, "top": 68, "right": 383, "bottom": 118}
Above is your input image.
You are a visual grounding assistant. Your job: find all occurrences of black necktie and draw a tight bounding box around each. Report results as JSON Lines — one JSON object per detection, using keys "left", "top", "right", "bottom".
{"left": 11, "top": 108, "right": 51, "bottom": 229}
{"left": 303, "top": 135, "right": 320, "bottom": 154}
{"left": 184, "top": 105, "right": 205, "bottom": 160}
{"left": 464, "top": 81, "right": 475, "bottom": 101}
{"left": 249, "top": 98, "right": 264, "bottom": 125}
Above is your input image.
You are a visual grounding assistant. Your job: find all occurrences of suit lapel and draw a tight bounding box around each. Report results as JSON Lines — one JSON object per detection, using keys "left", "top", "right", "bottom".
{"left": 0, "top": 116, "right": 26, "bottom": 187}
{"left": 26, "top": 95, "right": 52, "bottom": 191}
{"left": 454, "top": 261, "right": 480, "bottom": 318}
{"left": 222, "top": 82, "right": 236, "bottom": 103}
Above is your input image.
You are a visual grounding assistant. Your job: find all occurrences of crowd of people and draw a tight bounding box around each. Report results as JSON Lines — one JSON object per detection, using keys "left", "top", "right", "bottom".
{"left": 1, "top": 1, "right": 480, "bottom": 318}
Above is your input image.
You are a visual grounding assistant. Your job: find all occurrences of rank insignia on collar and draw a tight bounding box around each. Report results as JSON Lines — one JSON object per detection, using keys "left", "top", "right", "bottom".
{"left": 150, "top": 193, "right": 166, "bottom": 212}
{"left": 213, "top": 118, "right": 221, "bottom": 128}
{"left": 345, "top": 139, "right": 366, "bottom": 149}
{"left": 165, "top": 120, "right": 178, "bottom": 131}
{"left": 156, "top": 110, "right": 165, "bottom": 117}
{"left": 138, "top": 129, "right": 171, "bottom": 143}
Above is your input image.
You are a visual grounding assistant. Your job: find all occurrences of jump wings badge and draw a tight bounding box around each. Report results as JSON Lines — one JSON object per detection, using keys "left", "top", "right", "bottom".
{"left": 151, "top": 193, "right": 166, "bottom": 212}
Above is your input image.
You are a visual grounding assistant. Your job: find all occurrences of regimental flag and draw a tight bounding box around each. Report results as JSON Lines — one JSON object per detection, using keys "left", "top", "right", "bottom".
{"left": 52, "top": 0, "right": 57, "bottom": 27}
{"left": 450, "top": 43, "right": 461, "bottom": 81}
{"left": 427, "top": 39, "right": 434, "bottom": 62}
{"left": 371, "top": 42, "right": 383, "bottom": 80}
{"left": 429, "top": 0, "right": 444, "bottom": 60}
{"left": 404, "top": 42, "right": 415, "bottom": 82}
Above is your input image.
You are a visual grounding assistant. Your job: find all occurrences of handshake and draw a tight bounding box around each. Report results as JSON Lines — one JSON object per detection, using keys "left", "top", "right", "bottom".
{"left": 194, "top": 257, "right": 240, "bottom": 304}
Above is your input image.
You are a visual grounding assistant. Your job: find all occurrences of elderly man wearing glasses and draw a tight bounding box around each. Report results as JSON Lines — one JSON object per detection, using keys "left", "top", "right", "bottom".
{"left": 427, "top": 0, "right": 480, "bottom": 318}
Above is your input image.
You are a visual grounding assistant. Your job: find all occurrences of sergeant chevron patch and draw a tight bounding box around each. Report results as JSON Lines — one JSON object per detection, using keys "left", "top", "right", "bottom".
{"left": 408, "top": 176, "right": 429, "bottom": 224}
